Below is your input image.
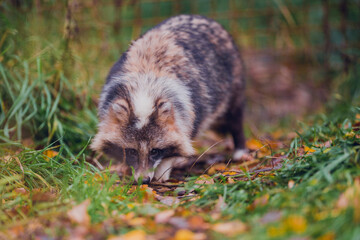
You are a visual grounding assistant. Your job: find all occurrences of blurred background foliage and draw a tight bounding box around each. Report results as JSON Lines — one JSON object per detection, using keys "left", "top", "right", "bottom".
{"left": 0, "top": 0, "right": 359, "bottom": 152}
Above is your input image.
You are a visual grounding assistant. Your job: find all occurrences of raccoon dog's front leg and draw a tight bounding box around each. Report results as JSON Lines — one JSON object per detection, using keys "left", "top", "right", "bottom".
{"left": 154, "top": 157, "right": 184, "bottom": 182}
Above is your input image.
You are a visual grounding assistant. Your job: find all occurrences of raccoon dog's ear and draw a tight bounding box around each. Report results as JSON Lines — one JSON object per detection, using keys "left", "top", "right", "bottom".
{"left": 111, "top": 98, "right": 130, "bottom": 122}
{"left": 156, "top": 99, "right": 173, "bottom": 121}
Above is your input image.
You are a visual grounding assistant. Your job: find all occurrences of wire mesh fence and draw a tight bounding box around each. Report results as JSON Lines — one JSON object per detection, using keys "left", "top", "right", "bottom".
{"left": 66, "top": 0, "right": 359, "bottom": 72}
{"left": 2, "top": 0, "right": 360, "bottom": 123}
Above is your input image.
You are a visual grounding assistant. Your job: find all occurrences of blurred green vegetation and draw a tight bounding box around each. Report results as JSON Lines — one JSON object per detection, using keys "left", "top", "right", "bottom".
{"left": 1, "top": 0, "right": 359, "bottom": 152}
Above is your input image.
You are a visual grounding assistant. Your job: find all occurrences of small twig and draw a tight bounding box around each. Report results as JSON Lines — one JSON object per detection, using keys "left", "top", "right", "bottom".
{"left": 188, "top": 140, "right": 224, "bottom": 175}
{"left": 149, "top": 182, "right": 181, "bottom": 188}
{"left": 202, "top": 162, "right": 217, "bottom": 175}
{"left": 93, "top": 153, "right": 104, "bottom": 170}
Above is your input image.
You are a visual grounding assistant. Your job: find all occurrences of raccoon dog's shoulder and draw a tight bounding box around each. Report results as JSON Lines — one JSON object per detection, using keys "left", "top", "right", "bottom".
{"left": 92, "top": 14, "right": 244, "bottom": 158}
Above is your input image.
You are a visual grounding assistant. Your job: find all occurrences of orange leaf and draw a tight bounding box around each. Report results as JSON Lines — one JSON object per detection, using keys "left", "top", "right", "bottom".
{"left": 174, "top": 229, "right": 195, "bottom": 240}
{"left": 246, "top": 138, "right": 264, "bottom": 151}
{"left": 284, "top": 215, "right": 307, "bottom": 234}
{"left": 207, "top": 163, "right": 226, "bottom": 175}
{"left": 43, "top": 150, "right": 58, "bottom": 158}
{"left": 111, "top": 230, "right": 146, "bottom": 240}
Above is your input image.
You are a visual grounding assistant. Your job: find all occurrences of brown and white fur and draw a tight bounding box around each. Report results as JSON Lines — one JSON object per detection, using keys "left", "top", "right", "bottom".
{"left": 91, "top": 15, "right": 246, "bottom": 183}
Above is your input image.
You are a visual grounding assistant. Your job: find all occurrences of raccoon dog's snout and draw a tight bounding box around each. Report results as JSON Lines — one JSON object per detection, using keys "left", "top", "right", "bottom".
{"left": 92, "top": 15, "right": 246, "bottom": 182}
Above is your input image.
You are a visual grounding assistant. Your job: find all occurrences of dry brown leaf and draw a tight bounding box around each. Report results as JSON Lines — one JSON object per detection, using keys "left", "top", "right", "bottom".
{"left": 156, "top": 195, "right": 180, "bottom": 206}
{"left": 155, "top": 209, "right": 175, "bottom": 223}
{"left": 195, "top": 175, "right": 214, "bottom": 185}
{"left": 169, "top": 217, "right": 189, "bottom": 229}
{"left": 248, "top": 194, "right": 269, "bottom": 210}
{"left": 32, "top": 190, "right": 57, "bottom": 202}
{"left": 188, "top": 216, "right": 209, "bottom": 230}
{"left": 212, "top": 220, "right": 247, "bottom": 236}
{"left": 259, "top": 211, "right": 282, "bottom": 224}
{"left": 67, "top": 199, "right": 91, "bottom": 226}
{"left": 128, "top": 217, "right": 146, "bottom": 226}
{"left": 207, "top": 163, "right": 227, "bottom": 175}
{"left": 14, "top": 188, "right": 27, "bottom": 195}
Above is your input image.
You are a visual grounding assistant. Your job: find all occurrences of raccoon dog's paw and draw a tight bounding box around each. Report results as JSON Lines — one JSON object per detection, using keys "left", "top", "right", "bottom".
{"left": 154, "top": 157, "right": 184, "bottom": 182}
{"left": 233, "top": 149, "right": 249, "bottom": 161}
{"left": 154, "top": 159, "right": 174, "bottom": 182}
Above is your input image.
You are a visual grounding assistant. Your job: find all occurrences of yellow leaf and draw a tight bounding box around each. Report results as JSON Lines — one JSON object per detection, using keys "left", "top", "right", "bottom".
{"left": 345, "top": 131, "right": 355, "bottom": 138}
{"left": 304, "top": 146, "right": 316, "bottom": 154}
{"left": 116, "top": 230, "right": 146, "bottom": 240}
{"left": 317, "top": 232, "right": 335, "bottom": 240}
{"left": 43, "top": 150, "right": 58, "bottom": 161}
{"left": 284, "top": 215, "right": 307, "bottom": 234}
{"left": 222, "top": 171, "right": 238, "bottom": 176}
{"left": 267, "top": 225, "right": 286, "bottom": 237}
{"left": 174, "top": 229, "right": 195, "bottom": 240}
{"left": 208, "top": 163, "right": 226, "bottom": 175}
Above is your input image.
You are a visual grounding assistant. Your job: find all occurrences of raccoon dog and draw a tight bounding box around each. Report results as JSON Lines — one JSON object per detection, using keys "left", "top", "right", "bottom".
{"left": 92, "top": 15, "right": 246, "bottom": 183}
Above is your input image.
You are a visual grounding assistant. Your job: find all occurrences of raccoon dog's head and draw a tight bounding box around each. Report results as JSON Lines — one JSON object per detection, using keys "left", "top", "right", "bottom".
{"left": 91, "top": 75, "right": 194, "bottom": 183}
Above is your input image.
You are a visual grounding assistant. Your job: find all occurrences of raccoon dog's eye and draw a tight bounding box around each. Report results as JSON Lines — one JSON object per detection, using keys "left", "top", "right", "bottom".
{"left": 150, "top": 149, "right": 163, "bottom": 158}
{"left": 128, "top": 149, "right": 137, "bottom": 156}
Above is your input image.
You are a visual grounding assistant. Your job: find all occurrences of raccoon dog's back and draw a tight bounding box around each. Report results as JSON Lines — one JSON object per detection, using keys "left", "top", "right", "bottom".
{"left": 98, "top": 14, "right": 244, "bottom": 138}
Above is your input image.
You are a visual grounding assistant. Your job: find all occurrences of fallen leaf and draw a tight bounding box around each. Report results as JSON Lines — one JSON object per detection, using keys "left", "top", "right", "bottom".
{"left": 284, "top": 215, "right": 307, "bottom": 234}
{"left": 155, "top": 209, "right": 175, "bottom": 223}
{"left": 32, "top": 190, "right": 57, "bottom": 202}
{"left": 207, "top": 163, "right": 227, "bottom": 175}
{"left": 259, "top": 211, "right": 282, "bottom": 224}
{"left": 213, "top": 195, "right": 227, "bottom": 213}
{"left": 67, "top": 199, "right": 91, "bottom": 226}
{"left": 111, "top": 229, "right": 146, "bottom": 240}
{"left": 188, "top": 216, "right": 209, "bottom": 230}
{"left": 304, "top": 146, "right": 316, "bottom": 154}
{"left": 195, "top": 175, "right": 214, "bottom": 185}
{"left": 128, "top": 217, "right": 146, "bottom": 226}
{"left": 248, "top": 194, "right": 269, "bottom": 210}
{"left": 156, "top": 195, "right": 180, "bottom": 206}
{"left": 288, "top": 180, "right": 295, "bottom": 189}
{"left": 169, "top": 217, "right": 189, "bottom": 229}
{"left": 14, "top": 188, "right": 27, "bottom": 195}
{"left": 336, "top": 178, "right": 360, "bottom": 222}
{"left": 246, "top": 138, "right": 264, "bottom": 151}
{"left": 222, "top": 171, "right": 238, "bottom": 176}
{"left": 43, "top": 150, "right": 58, "bottom": 160}
{"left": 317, "top": 232, "right": 335, "bottom": 240}
{"left": 267, "top": 225, "right": 286, "bottom": 238}
{"left": 174, "top": 229, "right": 195, "bottom": 240}
{"left": 212, "top": 220, "right": 247, "bottom": 236}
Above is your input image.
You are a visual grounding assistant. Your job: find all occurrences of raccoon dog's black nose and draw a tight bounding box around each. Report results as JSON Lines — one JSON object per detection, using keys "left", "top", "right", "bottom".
{"left": 142, "top": 177, "right": 151, "bottom": 184}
